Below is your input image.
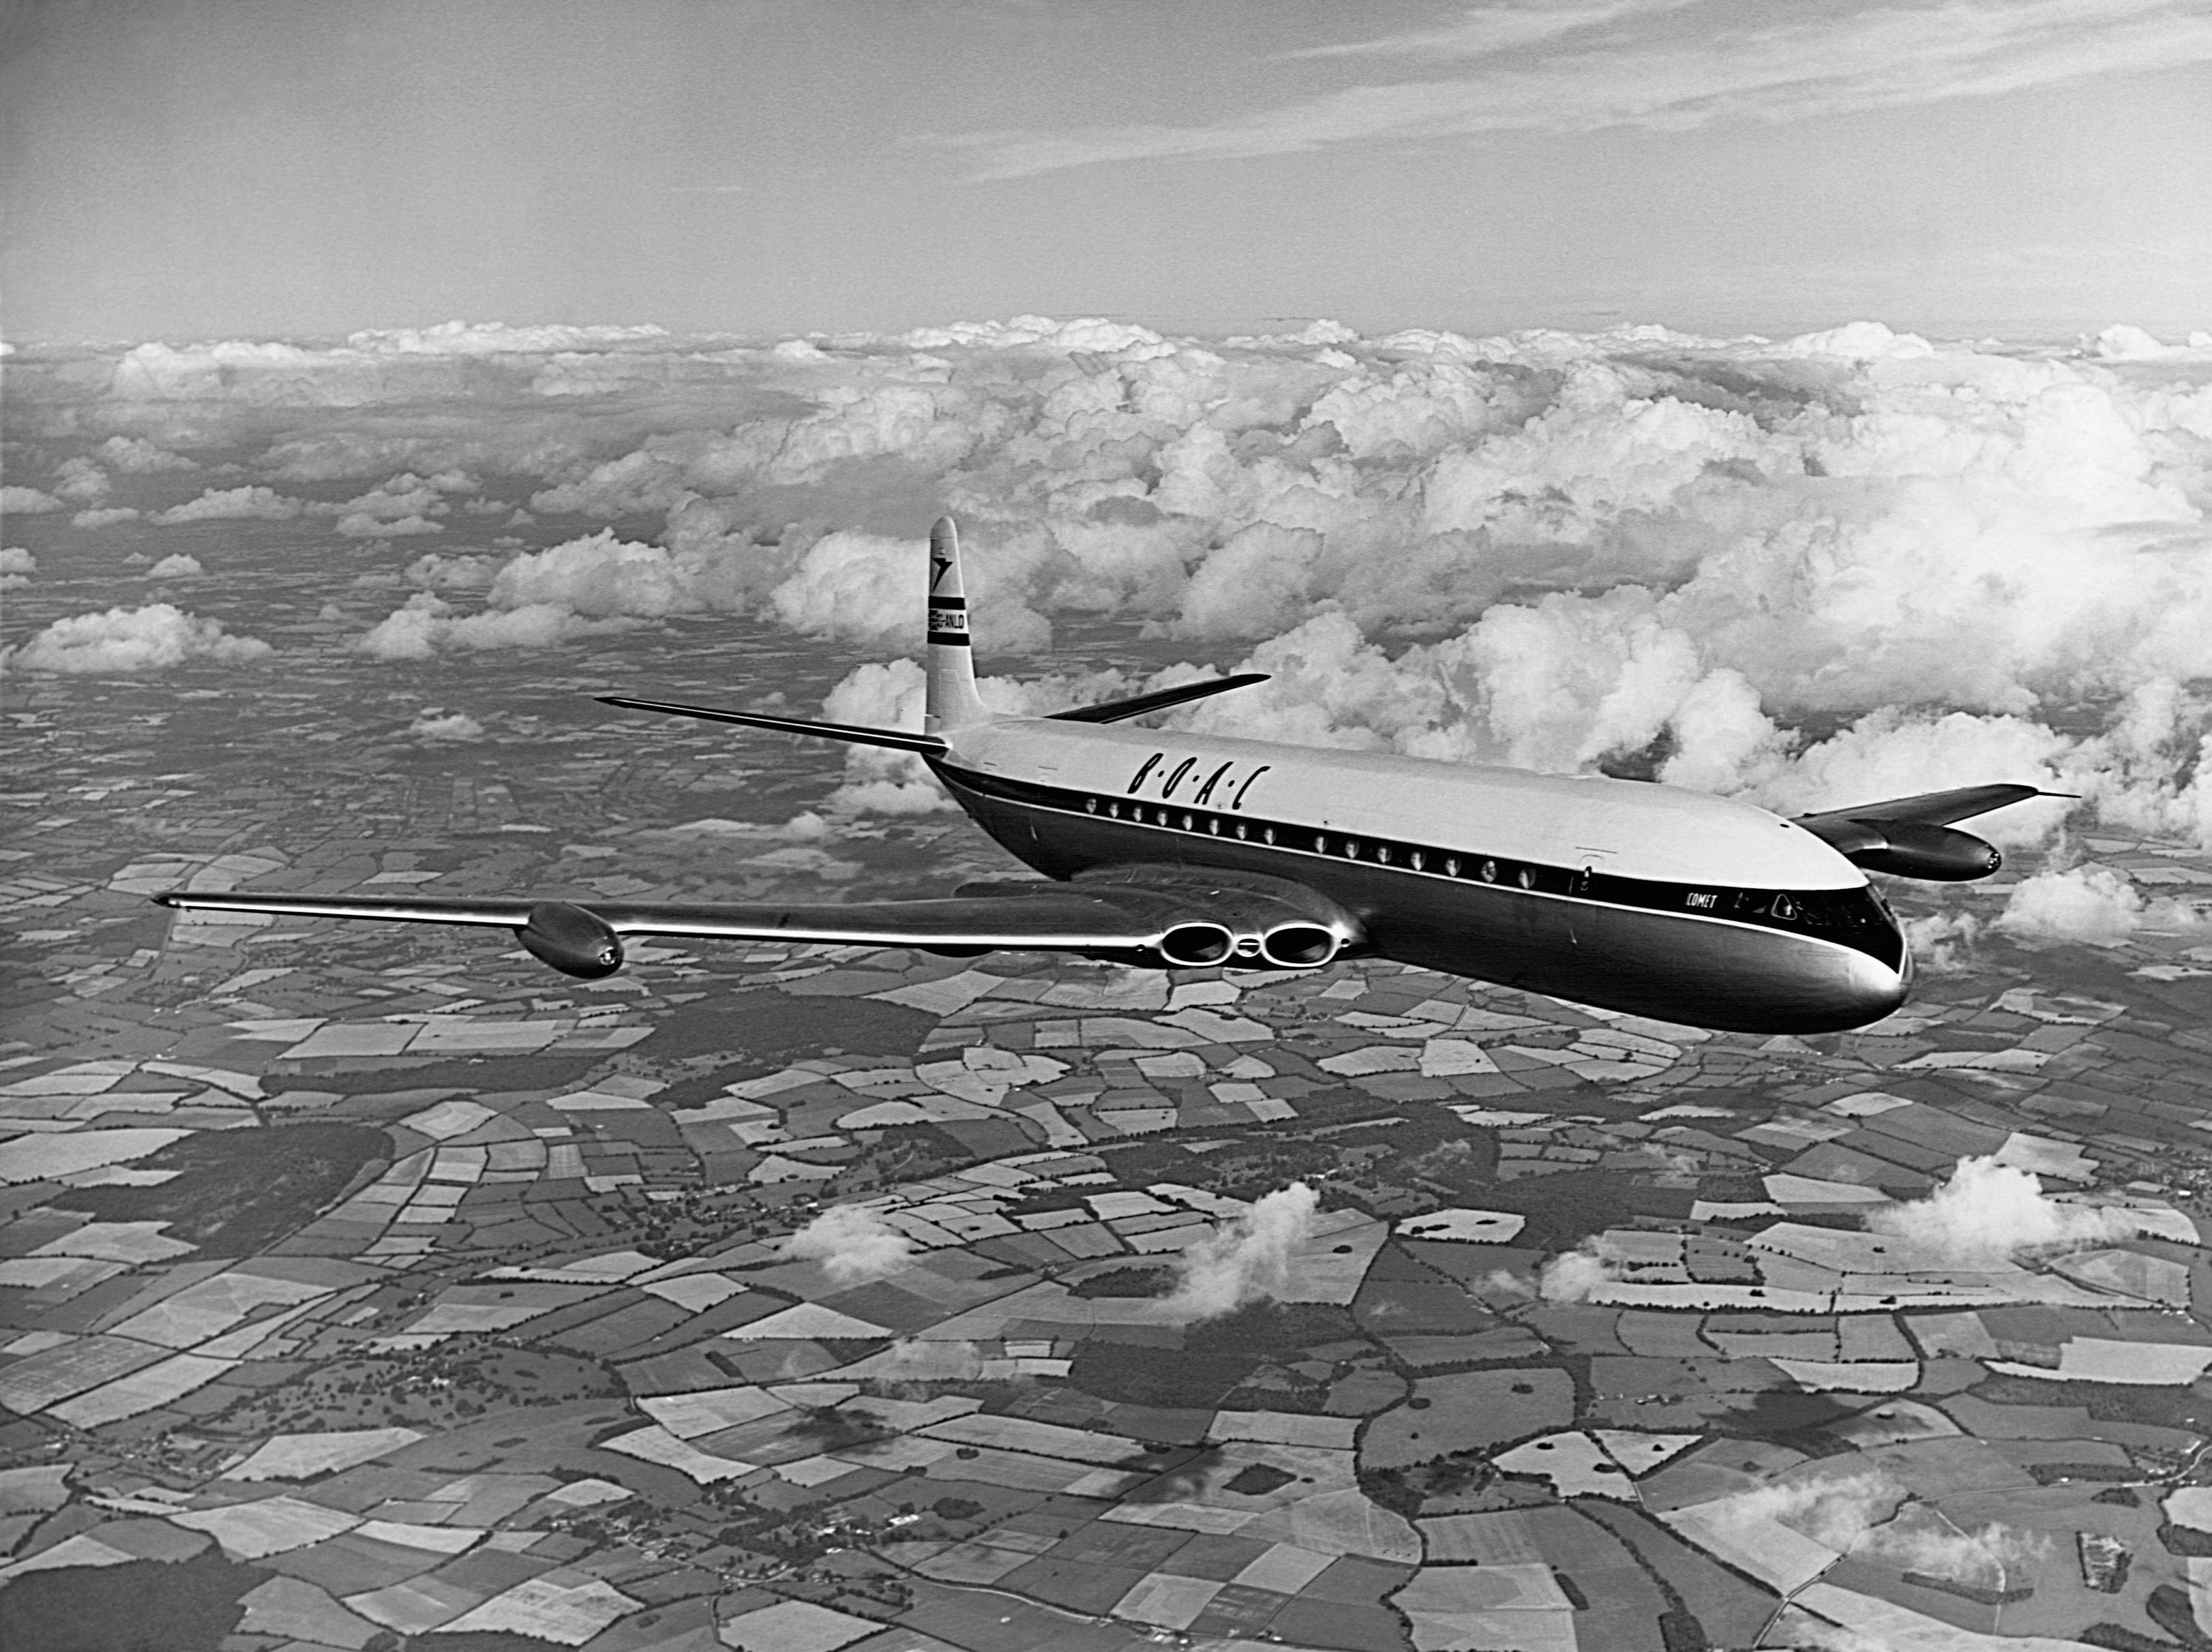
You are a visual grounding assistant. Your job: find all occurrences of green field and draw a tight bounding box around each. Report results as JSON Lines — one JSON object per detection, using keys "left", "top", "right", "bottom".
{"left": 53, "top": 1120, "right": 390, "bottom": 1254}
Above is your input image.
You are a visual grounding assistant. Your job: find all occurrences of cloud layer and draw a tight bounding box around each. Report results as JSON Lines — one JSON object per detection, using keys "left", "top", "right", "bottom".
{"left": 24, "top": 314, "right": 2212, "bottom": 843}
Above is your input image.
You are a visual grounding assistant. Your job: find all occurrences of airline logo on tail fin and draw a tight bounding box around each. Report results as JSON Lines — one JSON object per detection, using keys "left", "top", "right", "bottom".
{"left": 927, "top": 597, "right": 970, "bottom": 646}
{"left": 928, "top": 516, "right": 961, "bottom": 595}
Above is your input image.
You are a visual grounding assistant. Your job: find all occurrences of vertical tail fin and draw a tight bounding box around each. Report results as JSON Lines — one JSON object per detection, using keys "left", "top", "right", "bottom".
{"left": 925, "top": 515, "right": 989, "bottom": 734}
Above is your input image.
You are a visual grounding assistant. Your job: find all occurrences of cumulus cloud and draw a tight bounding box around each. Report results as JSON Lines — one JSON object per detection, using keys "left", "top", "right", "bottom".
{"left": 355, "top": 526, "right": 769, "bottom": 658}
{"left": 0, "top": 547, "right": 33, "bottom": 590}
{"left": 50, "top": 457, "right": 110, "bottom": 502}
{"left": 354, "top": 592, "right": 631, "bottom": 659}
{"left": 97, "top": 435, "right": 196, "bottom": 473}
{"left": 1163, "top": 1182, "right": 1319, "bottom": 1320}
{"left": 816, "top": 659, "right": 958, "bottom": 816}
{"left": 1, "top": 485, "right": 63, "bottom": 514}
{"left": 1699, "top": 1471, "right": 1904, "bottom": 1560}
{"left": 1718, "top": 1472, "right": 2044, "bottom": 1634}
{"left": 39, "top": 314, "right": 2212, "bottom": 849}
{"left": 3, "top": 603, "right": 273, "bottom": 674}
{"left": 344, "top": 320, "right": 671, "bottom": 356}
{"left": 1859, "top": 1505, "right": 2049, "bottom": 1582}
{"left": 145, "top": 554, "right": 203, "bottom": 580}
{"left": 782, "top": 1203, "right": 914, "bottom": 1285}
{"left": 1538, "top": 1242, "right": 1620, "bottom": 1303}
{"left": 408, "top": 709, "right": 485, "bottom": 741}
{"left": 1865, "top": 1155, "right": 2134, "bottom": 1265}
{"left": 324, "top": 472, "right": 460, "bottom": 539}
{"left": 405, "top": 552, "right": 498, "bottom": 592}
{"left": 1902, "top": 909, "right": 1983, "bottom": 974}
{"left": 1997, "top": 864, "right": 2209, "bottom": 946}
{"left": 488, "top": 530, "right": 716, "bottom": 616}
{"left": 767, "top": 531, "right": 926, "bottom": 646}
{"left": 335, "top": 512, "right": 443, "bottom": 538}
{"left": 149, "top": 485, "right": 304, "bottom": 524}
{"left": 72, "top": 507, "right": 141, "bottom": 528}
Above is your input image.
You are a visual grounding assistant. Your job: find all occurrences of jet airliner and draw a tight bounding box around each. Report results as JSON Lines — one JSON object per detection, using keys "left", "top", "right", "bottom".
{"left": 158, "top": 519, "right": 2061, "bottom": 1033}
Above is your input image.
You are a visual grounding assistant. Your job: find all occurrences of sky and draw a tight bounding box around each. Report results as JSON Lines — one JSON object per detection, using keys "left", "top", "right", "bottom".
{"left": 2, "top": 0, "right": 2209, "bottom": 344}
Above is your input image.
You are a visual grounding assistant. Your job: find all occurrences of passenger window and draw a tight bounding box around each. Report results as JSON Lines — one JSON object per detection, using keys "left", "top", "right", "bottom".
{"left": 1086, "top": 798, "right": 1098, "bottom": 814}
{"left": 1345, "top": 840, "right": 1360, "bottom": 859}
{"left": 1480, "top": 860, "right": 1497, "bottom": 883}
{"left": 1516, "top": 867, "right": 1534, "bottom": 890}
{"left": 1315, "top": 835, "right": 1328, "bottom": 853}
{"left": 1409, "top": 850, "right": 1424, "bottom": 871}
{"left": 1263, "top": 827, "right": 1276, "bottom": 845}
{"left": 1377, "top": 845, "right": 1392, "bottom": 865}
{"left": 1445, "top": 857, "right": 1460, "bottom": 877}
{"left": 1234, "top": 822, "right": 1248, "bottom": 840}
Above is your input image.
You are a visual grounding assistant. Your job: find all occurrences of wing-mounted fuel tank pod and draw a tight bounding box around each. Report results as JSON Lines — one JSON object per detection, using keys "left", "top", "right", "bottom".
{"left": 516, "top": 901, "right": 626, "bottom": 979}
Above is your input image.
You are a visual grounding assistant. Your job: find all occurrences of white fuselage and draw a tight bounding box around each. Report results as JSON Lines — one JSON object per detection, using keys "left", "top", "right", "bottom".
{"left": 931, "top": 718, "right": 1910, "bottom": 1033}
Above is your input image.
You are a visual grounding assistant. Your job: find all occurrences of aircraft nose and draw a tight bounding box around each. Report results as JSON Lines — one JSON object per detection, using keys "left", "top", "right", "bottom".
{"left": 1842, "top": 948, "right": 1911, "bottom": 1026}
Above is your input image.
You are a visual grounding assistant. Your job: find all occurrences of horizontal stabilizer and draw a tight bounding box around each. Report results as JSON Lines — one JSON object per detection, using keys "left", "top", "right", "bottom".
{"left": 1047, "top": 673, "right": 1270, "bottom": 725}
{"left": 598, "top": 695, "right": 946, "bottom": 754}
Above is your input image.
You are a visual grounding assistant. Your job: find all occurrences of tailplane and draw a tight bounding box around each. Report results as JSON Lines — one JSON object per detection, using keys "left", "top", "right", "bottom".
{"left": 925, "top": 515, "right": 990, "bottom": 734}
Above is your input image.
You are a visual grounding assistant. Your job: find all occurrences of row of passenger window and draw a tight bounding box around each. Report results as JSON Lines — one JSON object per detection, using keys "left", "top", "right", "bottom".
{"left": 1073, "top": 790, "right": 1891, "bottom": 938}
{"left": 1087, "top": 794, "right": 1591, "bottom": 898}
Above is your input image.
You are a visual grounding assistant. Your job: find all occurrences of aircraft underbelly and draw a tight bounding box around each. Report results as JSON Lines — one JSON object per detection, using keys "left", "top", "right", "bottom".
{"left": 951, "top": 783, "right": 1898, "bottom": 1034}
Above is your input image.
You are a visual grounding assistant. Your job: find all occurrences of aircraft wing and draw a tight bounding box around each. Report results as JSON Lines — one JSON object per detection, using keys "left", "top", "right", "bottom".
{"left": 151, "top": 869, "right": 1356, "bottom": 974}
{"left": 1793, "top": 783, "right": 2072, "bottom": 880}
{"left": 1794, "top": 783, "right": 2058, "bottom": 831}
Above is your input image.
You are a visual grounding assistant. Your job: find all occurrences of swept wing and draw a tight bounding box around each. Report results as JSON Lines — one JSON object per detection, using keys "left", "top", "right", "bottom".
{"left": 152, "top": 866, "right": 1358, "bottom": 977}
{"left": 1794, "top": 783, "right": 2071, "bottom": 880}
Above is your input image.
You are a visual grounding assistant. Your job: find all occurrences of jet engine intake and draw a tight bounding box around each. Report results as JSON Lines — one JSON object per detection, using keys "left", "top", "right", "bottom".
{"left": 1261, "top": 922, "right": 1341, "bottom": 968}
{"left": 1156, "top": 922, "right": 1236, "bottom": 967}
{"left": 1071, "top": 864, "right": 1363, "bottom": 972}
{"left": 517, "top": 901, "right": 625, "bottom": 979}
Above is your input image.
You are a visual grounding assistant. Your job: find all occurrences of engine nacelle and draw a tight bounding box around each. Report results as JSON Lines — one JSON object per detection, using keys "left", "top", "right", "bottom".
{"left": 516, "top": 901, "right": 625, "bottom": 979}
{"left": 1849, "top": 821, "right": 2001, "bottom": 882}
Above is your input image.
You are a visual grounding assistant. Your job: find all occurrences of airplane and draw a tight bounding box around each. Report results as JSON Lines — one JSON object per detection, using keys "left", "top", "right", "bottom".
{"left": 155, "top": 517, "right": 2065, "bottom": 1034}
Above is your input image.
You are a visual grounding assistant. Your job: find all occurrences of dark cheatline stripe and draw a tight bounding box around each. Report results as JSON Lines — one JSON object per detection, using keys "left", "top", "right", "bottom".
{"left": 929, "top": 632, "right": 972, "bottom": 647}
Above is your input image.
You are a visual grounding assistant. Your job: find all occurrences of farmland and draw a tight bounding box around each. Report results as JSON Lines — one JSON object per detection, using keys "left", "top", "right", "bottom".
{"left": 10, "top": 710, "right": 2212, "bottom": 1650}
